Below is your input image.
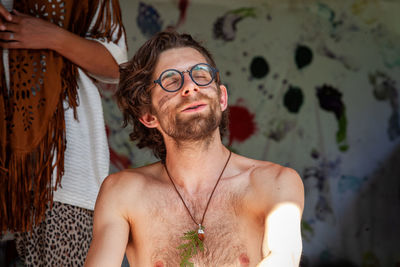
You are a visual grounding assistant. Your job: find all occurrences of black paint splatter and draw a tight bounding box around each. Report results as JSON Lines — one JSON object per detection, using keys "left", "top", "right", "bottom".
{"left": 250, "top": 56, "right": 269, "bottom": 79}
{"left": 295, "top": 45, "right": 313, "bottom": 70}
{"left": 316, "top": 84, "right": 349, "bottom": 151}
{"left": 283, "top": 86, "right": 304, "bottom": 113}
{"left": 311, "top": 149, "right": 320, "bottom": 159}
{"left": 316, "top": 85, "right": 343, "bottom": 119}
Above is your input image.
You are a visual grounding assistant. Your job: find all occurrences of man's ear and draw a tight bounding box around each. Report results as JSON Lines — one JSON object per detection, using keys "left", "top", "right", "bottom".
{"left": 219, "top": 84, "right": 228, "bottom": 111}
{"left": 139, "top": 112, "right": 159, "bottom": 128}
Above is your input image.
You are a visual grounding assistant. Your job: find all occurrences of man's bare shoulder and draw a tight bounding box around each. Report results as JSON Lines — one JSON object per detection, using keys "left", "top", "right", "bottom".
{"left": 232, "top": 153, "right": 291, "bottom": 181}
{"left": 232, "top": 154, "right": 304, "bottom": 207}
{"left": 99, "top": 161, "right": 164, "bottom": 202}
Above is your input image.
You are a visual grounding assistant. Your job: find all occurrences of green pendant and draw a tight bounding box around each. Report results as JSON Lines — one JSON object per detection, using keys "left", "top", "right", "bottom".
{"left": 177, "top": 225, "right": 205, "bottom": 267}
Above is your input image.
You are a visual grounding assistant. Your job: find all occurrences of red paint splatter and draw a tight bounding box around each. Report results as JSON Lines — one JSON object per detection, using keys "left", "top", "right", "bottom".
{"left": 176, "top": 0, "right": 189, "bottom": 27}
{"left": 228, "top": 99, "right": 257, "bottom": 146}
{"left": 106, "top": 126, "right": 132, "bottom": 170}
{"left": 110, "top": 148, "right": 131, "bottom": 170}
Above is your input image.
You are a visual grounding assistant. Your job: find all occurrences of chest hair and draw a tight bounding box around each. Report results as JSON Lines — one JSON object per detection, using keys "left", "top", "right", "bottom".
{"left": 146, "top": 188, "right": 248, "bottom": 267}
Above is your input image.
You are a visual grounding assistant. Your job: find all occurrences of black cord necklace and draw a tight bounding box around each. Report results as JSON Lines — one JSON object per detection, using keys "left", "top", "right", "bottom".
{"left": 164, "top": 150, "right": 232, "bottom": 266}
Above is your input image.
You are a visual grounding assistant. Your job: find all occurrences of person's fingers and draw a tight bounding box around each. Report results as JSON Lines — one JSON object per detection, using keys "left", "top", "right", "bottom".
{"left": 2, "top": 21, "right": 18, "bottom": 32}
{"left": 12, "top": 9, "right": 28, "bottom": 18}
{"left": 9, "top": 10, "right": 25, "bottom": 23}
{"left": 0, "top": 19, "right": 6, "bottom": 31}
{"left": 0, "top": 40, "right": 22, "bottom": 49}
{"left": 0, "top": 31, "right": 16, "bottom": 41}
{"left": 0, "top": 5, "right": 12, "bottom": 22}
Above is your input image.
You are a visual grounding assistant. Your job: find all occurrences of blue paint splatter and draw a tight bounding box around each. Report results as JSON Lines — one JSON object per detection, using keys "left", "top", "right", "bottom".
{"left": 137, "top": 2, "right": 163, "bottom": 38}
{"left": 338, "top": 175, "right": 368, "bottom": 193}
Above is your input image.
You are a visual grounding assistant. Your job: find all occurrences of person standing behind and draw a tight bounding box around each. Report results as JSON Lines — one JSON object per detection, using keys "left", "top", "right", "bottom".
{"left": 0, "top": 0, "right": 127, "bottom": 265}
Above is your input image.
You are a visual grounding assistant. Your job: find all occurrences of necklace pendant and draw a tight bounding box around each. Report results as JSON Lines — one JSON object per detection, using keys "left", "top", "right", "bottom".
{"left": 198, "top": 224, "right": 205, "bottom": 241}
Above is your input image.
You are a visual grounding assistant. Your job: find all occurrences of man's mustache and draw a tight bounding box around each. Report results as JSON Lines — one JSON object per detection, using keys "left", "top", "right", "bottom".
{"left": 175, "top": 94, "right": 214, "bottom": 110}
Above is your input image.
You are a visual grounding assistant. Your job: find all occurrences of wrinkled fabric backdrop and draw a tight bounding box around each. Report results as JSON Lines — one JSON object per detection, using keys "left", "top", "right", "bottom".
{"left": 98, "top": 1, "right": 400, "bottom": 266}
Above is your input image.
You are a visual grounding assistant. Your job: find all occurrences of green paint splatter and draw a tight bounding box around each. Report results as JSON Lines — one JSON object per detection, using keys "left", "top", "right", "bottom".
{"left": 301, "top": 220, "right": 314, "bottom": 242}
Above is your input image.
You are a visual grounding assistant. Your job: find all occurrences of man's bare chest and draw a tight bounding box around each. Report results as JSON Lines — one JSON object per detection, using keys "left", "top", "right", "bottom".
{"left": 129, "top": 188, "right": 263, "bottom": 266}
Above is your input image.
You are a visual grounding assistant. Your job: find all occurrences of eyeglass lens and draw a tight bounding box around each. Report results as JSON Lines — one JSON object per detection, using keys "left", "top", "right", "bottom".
{"left": 160, "top": 64, "right": 214, "bottom": 92}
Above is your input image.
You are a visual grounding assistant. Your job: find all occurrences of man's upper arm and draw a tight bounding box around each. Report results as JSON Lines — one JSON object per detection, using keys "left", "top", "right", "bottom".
{"left": 85, "top": 174, "right": 130, "bottom": 267}
{"left": 260, "top": 167, "right": 304, "bottom": 266}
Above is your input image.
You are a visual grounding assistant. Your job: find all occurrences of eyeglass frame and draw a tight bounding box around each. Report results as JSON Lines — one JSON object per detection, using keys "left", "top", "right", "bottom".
{"left": 153, "top": 63, "right": 219, "bottom": 93}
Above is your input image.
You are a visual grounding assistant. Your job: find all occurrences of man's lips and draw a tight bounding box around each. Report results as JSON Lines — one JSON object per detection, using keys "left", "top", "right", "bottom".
{"left": 181, "top": 102, "right": 207, "bottom": 112}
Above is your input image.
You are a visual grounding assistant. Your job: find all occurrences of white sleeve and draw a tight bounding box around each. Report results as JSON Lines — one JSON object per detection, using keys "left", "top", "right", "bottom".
{"left": 84, "top": 1, "right": 128, "bottom": 84}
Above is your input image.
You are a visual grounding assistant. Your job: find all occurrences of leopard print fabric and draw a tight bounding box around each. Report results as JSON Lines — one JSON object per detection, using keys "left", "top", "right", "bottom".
{"left": 14, "top": 201, "right": 94, "bottom": 266}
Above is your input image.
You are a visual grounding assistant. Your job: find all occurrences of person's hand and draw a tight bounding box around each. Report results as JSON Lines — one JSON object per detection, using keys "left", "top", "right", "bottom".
{"left": 0, "top": 9, "right": 61, "bottom": 49}
{"left": 0, "top": 3, "right": 12, "bottom": 30}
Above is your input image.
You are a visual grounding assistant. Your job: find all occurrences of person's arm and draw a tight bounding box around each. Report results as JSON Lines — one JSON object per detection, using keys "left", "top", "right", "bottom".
{"left": 85, "top": 174, "right": 130, "bottom": 267}
{"left": 257, "top": 167, "right": 304, "bottom": 267}
{"left": 0, "top": 9, "right": 120, "bottom": 79}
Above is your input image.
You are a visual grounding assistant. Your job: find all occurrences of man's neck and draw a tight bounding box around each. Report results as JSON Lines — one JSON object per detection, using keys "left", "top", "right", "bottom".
{"left": 163, "top": 130, "right": 230, "bottom": 195}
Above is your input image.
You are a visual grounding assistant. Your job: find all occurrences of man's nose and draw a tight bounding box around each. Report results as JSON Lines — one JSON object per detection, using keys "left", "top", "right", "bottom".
{"left": 181, "top": 72, "right": 199, "bottom": 96}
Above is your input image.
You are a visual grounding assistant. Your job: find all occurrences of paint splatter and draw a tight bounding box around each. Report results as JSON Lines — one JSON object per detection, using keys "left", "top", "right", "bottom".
{"left": 257, "top": 84, "right": 268, "bottom": 95}
{"left": 315, "top": 195, "right": 334, "bottom": 222}
{"left": 137, "top": 2, "right": 163, "bottom": 38}
{"left": 213, "top": 7, "right": 256, "bottom": 42}
{"left": 304, "top": 165, "right": 326, "bottom": 192}
{"left": 351, "top": 0, "right": 378, "bottom": 25}
{"left": 303, "top": 158, "right": 340, "bottom": 222}
{"left": 110, "top": 147, "right": 132, "bottom": 170}
{"left": 228, "top": 99, "right": 257, "bottom": 146}
{"left": 362, "top": 251, "right": 380, "bottom": 267}
{"left": 316, "top": 85, "right": 349, "bottom": 151}
{"left": 369, "top": 71, "right": 400, "bottom": 140}
{"left": 307, "top": 3, "right": 344, "bottom": 41}
{"left": 284, "top": 86, "right": 304, "bottom": 113}
{"left": 314, "top": 3, "right": 343, "bottom": 29}
{"left": 319, "top": 45, "right": 359, "bottom": 71}
{"left": 295, "top": 45, "right": 313, "bottom": 70}
{"left": 378, "top": 39, "right": 400, "bottom": 69}
{"left": 175, "top": 0, "right": 189, "bottom": 28}
{"left": 338, "top": 175, "right": 368, "bottom": 193}
{"left": 311, "top": 149, "right": 320, "bottom": 159}
{"left": 250, "top": 56, "right": 269, "bottom": 79}
{"left": 105, "top": 126, "right": 132, "bottom": 170}
{"left": 265, "top": 119, "right": 296, "bottom": 142}
{"left": 301, "top": 220, "right": 315, "bottom": 242}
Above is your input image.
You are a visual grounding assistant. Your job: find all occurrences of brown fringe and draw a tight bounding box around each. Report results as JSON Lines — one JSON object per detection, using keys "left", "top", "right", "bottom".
{"left": 0, "top": 0, "right": 126, "bottom": 233}
{"left": 0, "top": 61, "right": 9, "bottom": 232}
{"left": 88, "top": 0, "right": 126, "bottom": 44}
{"left": 1, "top": 95, "right": 66, "bottom": 233}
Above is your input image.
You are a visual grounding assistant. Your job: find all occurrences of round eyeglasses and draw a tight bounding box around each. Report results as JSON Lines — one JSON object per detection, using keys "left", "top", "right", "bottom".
{"left": 153, "top": 63, "right": 219, "bottom": 92}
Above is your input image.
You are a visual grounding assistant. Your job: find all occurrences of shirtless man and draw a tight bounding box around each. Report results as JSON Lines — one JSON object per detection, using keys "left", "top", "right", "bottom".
{"left": 85, "top": 31, "right": 304, "bottom": 267}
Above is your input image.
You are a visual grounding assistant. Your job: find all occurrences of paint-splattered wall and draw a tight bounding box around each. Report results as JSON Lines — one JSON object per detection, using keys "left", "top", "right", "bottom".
{"left": 100, "top": 1, "right": 400, "bottom": 266}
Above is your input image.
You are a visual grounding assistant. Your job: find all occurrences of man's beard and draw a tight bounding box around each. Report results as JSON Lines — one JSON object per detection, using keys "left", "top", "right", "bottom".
{"left": 156, "top": 93, "right": 222, "bottom": 142}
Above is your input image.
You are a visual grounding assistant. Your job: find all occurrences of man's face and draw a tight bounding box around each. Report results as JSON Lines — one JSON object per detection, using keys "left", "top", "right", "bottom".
{"left": 145, "top": 47, "right": 227, "bottom": 142}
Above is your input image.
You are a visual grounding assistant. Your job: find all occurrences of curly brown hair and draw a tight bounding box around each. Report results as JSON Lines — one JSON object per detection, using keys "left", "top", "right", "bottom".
{"left": 116, "top": 30, "right": 229, "bottom": 162}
